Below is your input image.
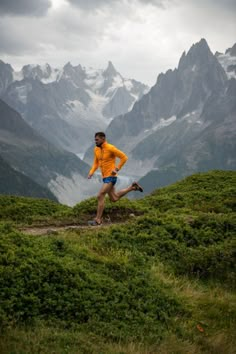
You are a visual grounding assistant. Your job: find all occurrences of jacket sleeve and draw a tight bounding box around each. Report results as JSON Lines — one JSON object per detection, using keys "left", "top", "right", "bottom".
{"left": 112, "top": 145, "right": 128, "bottom": 170}
{"left": 89, "top": 149, "right": 99, "bottom": 175}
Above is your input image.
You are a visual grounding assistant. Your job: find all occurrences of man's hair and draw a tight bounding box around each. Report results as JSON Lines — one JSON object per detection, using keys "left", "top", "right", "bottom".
{"left": 95, "top": 132, "right": 106, "bottom": 138}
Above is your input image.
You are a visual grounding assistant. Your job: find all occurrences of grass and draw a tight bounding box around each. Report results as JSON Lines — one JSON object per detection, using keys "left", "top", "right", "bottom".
{"left": 0, "top": 170, "right": 235, "bottom": 353}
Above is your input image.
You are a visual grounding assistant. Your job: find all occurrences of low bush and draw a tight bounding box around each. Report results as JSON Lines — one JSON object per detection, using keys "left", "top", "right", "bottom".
{"left": 0, "top": 225, "right": 184, "bottom": 341}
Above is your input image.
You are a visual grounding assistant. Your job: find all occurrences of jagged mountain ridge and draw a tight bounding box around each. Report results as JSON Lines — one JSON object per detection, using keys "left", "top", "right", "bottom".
{"left": 105, "top": 39, "right": 227, "bottom": 143}
{"left": 137, "top": 78, "right": 236, "bottom": 195}
{"left": 0, "top": 60, "right": 149, "bottom": 154}
{"left": 89, "top": 39, "right": 236, "bottom": 192}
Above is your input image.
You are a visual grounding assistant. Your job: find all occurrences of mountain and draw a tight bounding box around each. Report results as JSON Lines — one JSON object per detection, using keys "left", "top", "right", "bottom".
{"left": 105, "top": 39, "right": 227, "bottom": 144}
{"left": 0, "top": 155, "right": 57, "bottom": 201}
{"left": 90, "top": 39, "right": 236, "bottom": 193}
{"left": 0, "top": 99, "right": 98, "bottom": 205}
{"left": 0, "top": 60, "right": 14, "bottom": 95}
{"left": 216, "top": 43, "right": 236, "bottom": 79}
{"left": 0, "top": 60, "right": 149, "bottom": 155}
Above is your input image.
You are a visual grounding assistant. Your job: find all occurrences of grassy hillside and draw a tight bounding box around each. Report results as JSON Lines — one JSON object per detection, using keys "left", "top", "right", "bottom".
{"left": 0, "top": 170, "right": 235, "bottom": 353}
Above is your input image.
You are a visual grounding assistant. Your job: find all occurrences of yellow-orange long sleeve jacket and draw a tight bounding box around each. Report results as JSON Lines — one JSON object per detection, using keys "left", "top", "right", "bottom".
{"left": 89, "top": 141, "right": 128, "bottom": 178}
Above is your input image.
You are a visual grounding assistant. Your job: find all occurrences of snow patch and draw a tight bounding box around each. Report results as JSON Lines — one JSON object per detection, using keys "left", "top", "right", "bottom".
{"left": 217, "top": 52, "right": 236, "bottom": 79}
{"left": 124, "top": 80, "right": 133, "bottom": 91}
{"left": 48, "top": 171, "right": 142, "bottom": 205}
{"left": 48, "top": 173, "right": 100, "bottom": 206}
{"left": 127, "top": 96, "right": 137, "bottom": 112}
{"left": 180, "top": 110, "right": 204, "bottom": 126}
{"left": 112, "top": 74, "right": 123, "bottom": 88}
{"left": 142, "top": 116, "right": 177, "bottom": 134}
{"left": 76, "top": 152, "right": 85, "bottom": 160}
{"left": 104, "top": 74, "right": 125, "bottom": 97}
{"left": 182, "top": 111, "right": 197, "bottom": 119}
{"left": 153, "top": 116, "right": 177, "bottom": 130}
{"left": 12, "top": 70, "right": 24, "bottom": 81}
{"left": 84, "top": 68, "right": 104, "bottom": 90}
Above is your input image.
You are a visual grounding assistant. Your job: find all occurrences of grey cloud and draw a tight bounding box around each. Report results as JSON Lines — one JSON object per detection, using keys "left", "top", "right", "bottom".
{"left": 208, "top": 0, "right": 236, "bottom": 9}
{"left": 0, "top": 0, "right": 51, "bottom": 17}
{"left": 0, "top": 37, "right": 34, "bottom": 56}
{"left": 0, "top": 21, "right": 39, "bottom": 55}
{"left": 187, "top": 0, "right": 236, "bottom": 11}
{"left": 67, "top": 0, "right": 171, "bottom": 10}
{"left": 67, "top": 0, "right": 118, "bottom": 10}
{"left": 138, "top": 0, "right": 172, "bottom": 7}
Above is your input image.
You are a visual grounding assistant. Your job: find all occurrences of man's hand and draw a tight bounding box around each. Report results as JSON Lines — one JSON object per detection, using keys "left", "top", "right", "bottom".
{"left": 87, "top": 174, "right": 93, "bottom": 179}
{"left": 111, "top": 167, "right": 119, "bottom": 175}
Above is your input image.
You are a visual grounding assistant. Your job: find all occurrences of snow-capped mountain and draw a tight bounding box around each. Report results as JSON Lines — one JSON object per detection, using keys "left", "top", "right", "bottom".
{"left": 84, "top": 39, "right": 236, "bottom": 193}
{"left": 97, "top": 39, "right": 227, "bottom": 161}
{"left": 0, "top": 98, "right": 103, "bottom": 205}
{"left": 0, "top": 60, "right": 149, "bottom": 155}
{"left": 1, "top": 39, "right": 235, "bottom": 203}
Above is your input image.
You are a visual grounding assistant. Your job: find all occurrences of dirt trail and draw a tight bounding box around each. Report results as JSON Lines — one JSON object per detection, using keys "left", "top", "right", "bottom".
{"left": 20, "top": 224, "right": 109, "bottom": 236}
{"left": 20, "top": 213, "right": 135, "bottom": 235}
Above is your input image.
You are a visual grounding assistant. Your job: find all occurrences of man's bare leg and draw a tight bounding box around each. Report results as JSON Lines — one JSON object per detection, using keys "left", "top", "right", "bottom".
{"left": 108, "top": 183, "right": 137, "bottom": 202}
{"left": 95, "top": 183, "right": 113, "bottom": 224}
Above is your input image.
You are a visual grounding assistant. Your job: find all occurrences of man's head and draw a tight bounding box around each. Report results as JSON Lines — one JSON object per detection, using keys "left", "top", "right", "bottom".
{"left": 95, "top": 132, "right": 106, "bottom": 147}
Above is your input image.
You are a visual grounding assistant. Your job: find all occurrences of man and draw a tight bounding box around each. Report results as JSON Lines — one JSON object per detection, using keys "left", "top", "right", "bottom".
{"left": 87, "top": 132, "right": 143, "bottom": 226}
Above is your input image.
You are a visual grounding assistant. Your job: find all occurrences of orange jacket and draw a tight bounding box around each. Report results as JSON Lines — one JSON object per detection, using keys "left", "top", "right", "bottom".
{"left": 89, "top": 141, "right": 128, "bottom": 178}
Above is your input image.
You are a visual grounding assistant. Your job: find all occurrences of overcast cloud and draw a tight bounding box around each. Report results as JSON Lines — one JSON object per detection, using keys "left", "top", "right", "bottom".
{"left": 67, "top": 0, "right": 171, "bottom": 10}
{"left": 0, "top": 0, "right": 51, "bottom": 16}
{"left": 0, "top": 0, "right": 235, "bottom": 85}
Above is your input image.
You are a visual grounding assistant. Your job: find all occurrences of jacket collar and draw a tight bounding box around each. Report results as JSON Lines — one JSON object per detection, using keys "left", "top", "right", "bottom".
{"left": 98, "top": 140, "right": 107, "bottom": 149}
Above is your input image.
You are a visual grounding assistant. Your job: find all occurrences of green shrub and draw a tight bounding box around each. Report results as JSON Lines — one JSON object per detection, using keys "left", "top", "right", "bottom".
{"left": 0, "top": 196, "right": 71, "bottom": 224}
{"left": 0, "top": 170, "right": 235, "bottom": 349}
{"left": 0, "top": 227, "right": 184, "bottom": 341}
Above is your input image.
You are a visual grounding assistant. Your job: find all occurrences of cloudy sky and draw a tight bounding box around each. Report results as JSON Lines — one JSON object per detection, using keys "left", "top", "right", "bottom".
{"left": 0, "top": 0, "right": 235, "bottom": 86}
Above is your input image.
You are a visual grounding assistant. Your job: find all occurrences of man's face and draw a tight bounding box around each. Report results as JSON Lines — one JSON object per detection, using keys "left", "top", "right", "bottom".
{"left": 95, "top": 135, "right": 105, "bottom": 147}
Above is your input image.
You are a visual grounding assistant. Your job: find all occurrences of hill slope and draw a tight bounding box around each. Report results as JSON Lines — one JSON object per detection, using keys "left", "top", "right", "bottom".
{"left": 0, "top": 155, "right": 57, "bottom": 201}
{"left": 0, "top": 170, "right": 235, "bottom": 353}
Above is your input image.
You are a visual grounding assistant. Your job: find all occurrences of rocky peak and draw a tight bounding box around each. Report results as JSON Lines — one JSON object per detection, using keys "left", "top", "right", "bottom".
{"left": 226, "top": 43, "right": 236, "bottom": 56}
{"left": 0, "top": 60, "right": 13, "bottom": 73}
{"left": 0, "top": 60, "right": 14, "bottom": 95}
{"left": 62, "top": 62, "right": 86, "bottom": 82}
{"left": 74, "top": 63, "right": 84, "bottom": 73}
{"left": 21, "top": 63, "right": 53, "bottom": 81}
{"left": 103, "top": 61, "right": 118, "bottom": 78}
{"left": 178, "top": 38, "right": 213, "bottom": 70}
{"left": 42, "top": 63, "right": 52, "bottom": 76}
{"left": 63, "top": 62, "right": 74, "bottom": 75}
{"left": 177, "top": 38, "right": 227, "bottom": 96}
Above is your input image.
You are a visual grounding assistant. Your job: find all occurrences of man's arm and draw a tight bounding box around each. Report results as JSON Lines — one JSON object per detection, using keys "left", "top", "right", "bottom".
{"left": 88, "top": 152, "right": 99, "bottom": 179}
{"left": 111, "top": 145, "right": 128, "bottom": 171}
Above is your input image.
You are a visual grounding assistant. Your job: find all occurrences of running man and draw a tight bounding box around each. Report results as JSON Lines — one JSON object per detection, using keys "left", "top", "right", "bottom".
{"left": 87, "top": 132, "right": 143, "bottom": 226}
